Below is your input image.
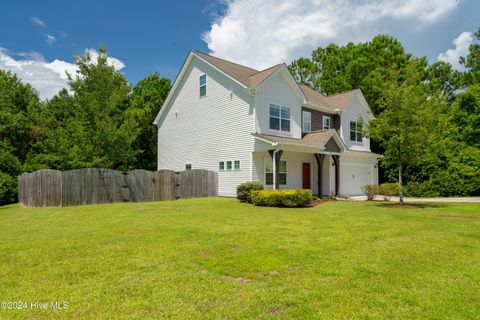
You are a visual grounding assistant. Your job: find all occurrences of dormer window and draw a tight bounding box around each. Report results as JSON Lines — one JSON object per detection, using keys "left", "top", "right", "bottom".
{"left": 302, "top": 111, "right": 311, "bottom": 133}
{"left": 323, "top": 116, "right": 330, "bottom": 129}
{"left": 269, "top": 104, "right": 290, "bottom": 132}
{"left": 350, "top": 121, "right": 363, "bottom": 142}
{"left": 199, "top": 73, "right": 206, "bottom": 97}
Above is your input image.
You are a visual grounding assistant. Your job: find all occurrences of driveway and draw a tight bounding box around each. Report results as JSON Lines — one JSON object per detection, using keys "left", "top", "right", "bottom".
{"left": 347, "top": 196, "right": 480, "bottom": 203}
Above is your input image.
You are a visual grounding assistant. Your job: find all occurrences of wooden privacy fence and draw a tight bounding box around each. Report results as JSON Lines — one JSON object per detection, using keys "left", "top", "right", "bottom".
{"left": 18, "top": 168, "right": 218, "bottom": 207}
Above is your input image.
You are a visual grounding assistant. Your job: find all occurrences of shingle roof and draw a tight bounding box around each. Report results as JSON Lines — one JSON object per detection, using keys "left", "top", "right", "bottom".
{"left": 252, "top": 129, "right": 338, "bottom": 148}
{"left": 325, "top": 89, "right": 359, "bottom": 109}
{"left": 192, "top": 51, "right": 359, "bottom": 110}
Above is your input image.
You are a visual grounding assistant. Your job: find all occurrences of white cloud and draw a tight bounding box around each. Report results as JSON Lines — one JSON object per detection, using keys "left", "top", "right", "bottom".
{"left": 202, "top": 0, "right": 459, "bottom": 69}
{"left": 42, "top": 33, "right": 56, "bottom": 45}
{"left": 0, "top": 48, "right": 125, "bottom": 100}
{"left": 438, "top": 31, "right": 473, "bottom": 70}
{"left": 30, "top": 16, "right": 46, "bottom": 28}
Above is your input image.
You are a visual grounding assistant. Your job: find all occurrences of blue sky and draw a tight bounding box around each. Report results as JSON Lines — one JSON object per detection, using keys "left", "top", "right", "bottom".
{"left": 1, "top": 0, "right": 479, "bottom": 99}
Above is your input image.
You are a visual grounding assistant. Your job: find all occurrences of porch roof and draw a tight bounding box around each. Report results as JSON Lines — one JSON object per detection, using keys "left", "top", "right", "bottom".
{"left": 252, "top": 129, "right": 347, "bottom": 153}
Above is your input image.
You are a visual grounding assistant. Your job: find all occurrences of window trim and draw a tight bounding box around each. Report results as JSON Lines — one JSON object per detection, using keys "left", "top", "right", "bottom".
{"left": 264, "top": 158, "right": 287, "bottom": 186}
{"left": 226, "top": 160, "right": 232, "bottom": 171}
{"left": 268, "top": 103, "right": 291, "bottom": 133}
{"left": 323, "top": 115, "right": 331, "bottom": 130}
{"left": 199, "top": 73, "right": 206, "bottom": 97}
{"left": 302, "top": 110, "right": 312, "bottom": 133}
{"left": 349, "top": 120, "right": 363, "bottom": 143}
{"left": 234, "top": 160, "right": 241, "bottom": 171}
{"left": 218, "top": 161, "right": 225, "bottom": 171}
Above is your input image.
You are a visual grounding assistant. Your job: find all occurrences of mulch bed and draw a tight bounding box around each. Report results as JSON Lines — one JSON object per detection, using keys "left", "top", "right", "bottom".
{"left": 309, "top": 199, "right": 331, "bottom": 207}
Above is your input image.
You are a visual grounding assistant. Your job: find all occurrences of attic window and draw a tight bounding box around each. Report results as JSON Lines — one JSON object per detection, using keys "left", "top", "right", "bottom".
{"left": 199, "top": 73, "right": 206, "bottom": 97}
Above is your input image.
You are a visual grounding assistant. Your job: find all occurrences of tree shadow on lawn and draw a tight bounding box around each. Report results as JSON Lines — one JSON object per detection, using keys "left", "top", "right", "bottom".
{"left": 370, "top": 201, "right": 449, "bottom": 209}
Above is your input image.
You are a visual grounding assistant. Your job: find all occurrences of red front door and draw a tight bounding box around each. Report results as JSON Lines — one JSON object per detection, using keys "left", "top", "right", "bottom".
{"left": 302, "top": 163, "right": 311, "bottom": 189}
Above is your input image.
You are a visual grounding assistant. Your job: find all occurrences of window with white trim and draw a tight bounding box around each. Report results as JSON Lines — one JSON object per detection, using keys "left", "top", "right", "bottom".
{"left": 269, "top": 104, "right": 290, "bottom": 132}
{"left": 302, "top": 110, "right": 311, "bottom": 133}
{"left": 265, "top": 159, "right": 287, "bottom": 185}
{"left": 219, "top": 161, "right": 225, "bottom": 171}
{"left": 226, "top": 161, "right": 232, "bottom": 171}
{"left": 199, "top": 73, "right": 206, "bottom": 97}
{"left": 323, "top": 116, "right": 331, "bottom": 129}
{"left": 234, "top": 160, "right": 240, "bottom": 170}
{"left": 185, "top": 164, "right": 192, "bottom": 171}
{"left": 350, "top": 121, "right": 363, "bottom": 142}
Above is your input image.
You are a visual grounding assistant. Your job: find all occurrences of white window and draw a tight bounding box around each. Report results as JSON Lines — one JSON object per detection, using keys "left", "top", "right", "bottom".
{"left": 226, "top": 161, "right": 232, "bottom": 171}
{"left": 185, "top": 164, "right": 192, "bottom": 171}
{"left": 350, "top": 121, "right": 363, "bottom": 142}
{"left": 234, "top": 160, "right": 241, "bottom": 170}
{"left": 269, "top": 104, "right": 290, "bottom": 132}
{"left": 302, "top": 111, "right": 311, "bottom": 133}
{"left": 219, "top": 161, "right": 225, "bottom": 171}
{"left": 199, "top": 73, "right": 206, "bottom": 97}
{"left": 265, "top": 159, "right": 287, "bottom": 185}
{"left": 323, "top": 116, "right": 331, "bottom": 129}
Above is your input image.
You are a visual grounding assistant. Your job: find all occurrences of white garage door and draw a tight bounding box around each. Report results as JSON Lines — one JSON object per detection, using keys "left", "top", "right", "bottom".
{"left": 341, "top": 164, "right": 374, "bottom": 196}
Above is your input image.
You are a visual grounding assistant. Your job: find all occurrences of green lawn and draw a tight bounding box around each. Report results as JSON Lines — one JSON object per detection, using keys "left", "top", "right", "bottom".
{"left": 1, "top": 199, "right": 479, "bottom": 319}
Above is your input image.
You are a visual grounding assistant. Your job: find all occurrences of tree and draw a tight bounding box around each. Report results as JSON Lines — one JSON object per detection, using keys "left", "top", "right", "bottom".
{"left": 0, "top": 70, "right": 40, "bottom": 204}
{"left": 128, "top": 73, "right": 171, "bottom": 170}
{"left": 460, "top": 27, "right": 480, "bottom": 85}
{"left": 368, "top": 62, "right": 429, "bottom": 205}
{"left": 289, "top": 35, "right": 416, "bottom": 115}
{"left": 29, "top": 48, "right": 139, "bottom": 170}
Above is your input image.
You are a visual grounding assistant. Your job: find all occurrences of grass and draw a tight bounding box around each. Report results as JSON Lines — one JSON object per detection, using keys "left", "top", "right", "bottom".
{"left": 0, "top": 198, "right": 479, "bottom": 319}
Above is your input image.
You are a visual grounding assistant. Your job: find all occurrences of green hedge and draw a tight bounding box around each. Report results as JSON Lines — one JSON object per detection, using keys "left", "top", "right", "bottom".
{"left": 236, "top": 182, "right": 264, "bottom": 203}
{"left": 251, "top": 189, "right": 312, "bottom": 207}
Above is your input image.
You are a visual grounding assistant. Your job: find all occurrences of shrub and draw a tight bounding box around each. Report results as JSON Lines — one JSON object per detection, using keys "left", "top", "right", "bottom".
{"left": 404, "top": 181, "right": 440, "bottom": 197}
{"left": 236, "top": 181, "right": 264, "bottom": 203}
{"left": 251, "top": 189, "right": 312, "bottom": 207}
{"left": 361, "top": 184, "right": 379, "bottom": 201}
{"left": 312, "top": 195, "right": 319, "bottom": 201}
{"left": 379, "top": 183, "right": 399, "bottom": 201}
{"left": 0, "top": 172, "right": 17, "bottom": 205}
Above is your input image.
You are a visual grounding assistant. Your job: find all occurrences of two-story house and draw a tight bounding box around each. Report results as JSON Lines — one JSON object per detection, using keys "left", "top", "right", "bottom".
{"left": 154, "top": 51, "right": 380, "bottom": 197}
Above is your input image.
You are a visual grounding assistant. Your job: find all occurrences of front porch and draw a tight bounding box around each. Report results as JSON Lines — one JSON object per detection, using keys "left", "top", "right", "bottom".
{"left": 252, "top": 129, "right": 346, "bottom": 197}
{"left": 252, "top": 150, "right": 340, "bottom": 197}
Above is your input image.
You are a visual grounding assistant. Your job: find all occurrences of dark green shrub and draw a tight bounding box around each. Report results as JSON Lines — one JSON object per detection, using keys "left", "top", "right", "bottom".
{"left": 361, "top": 184, "right": 379, "bottom": 200}
{"left": 379, "top": 183, "right": 399, "bottom": 200}
{"left": 236, "top": 181, "right": 264, "bottom": 203}
{"left": 404, "top": 181, "right": 440, "bottom": 197}
{"left": 0, "top": 172, "right": 17, "bottom": 205}
{"left": 251, "top": 189, "right": 312, "bottom": 207}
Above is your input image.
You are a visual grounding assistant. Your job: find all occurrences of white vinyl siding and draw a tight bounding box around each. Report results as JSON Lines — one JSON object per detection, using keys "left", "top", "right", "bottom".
{"left": 157, "top": 57, "right": 254, "bottom": 196}
{"left": 255, "top": 72, "right": 303, "bottom": 138}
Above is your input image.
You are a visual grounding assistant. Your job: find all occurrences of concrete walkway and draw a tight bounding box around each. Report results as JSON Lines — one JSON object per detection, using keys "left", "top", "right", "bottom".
{"left": 347, "top": 196, "right": 480, "bottom": 203}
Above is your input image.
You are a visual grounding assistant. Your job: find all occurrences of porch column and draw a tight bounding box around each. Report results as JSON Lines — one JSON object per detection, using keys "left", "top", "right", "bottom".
{"left": 332, "top": 155, "right": 340, "bottom": 196}
{"left": 268, "top": 149, "right": 283, "bottom": 190}
{"left": 314, "top": 154, "right": 325, "bottom": 197}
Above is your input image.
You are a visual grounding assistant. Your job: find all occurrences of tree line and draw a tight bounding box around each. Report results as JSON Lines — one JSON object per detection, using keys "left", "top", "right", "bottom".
{"left": 289, "top": 31, "right": 480, "bottom": 200}
{"left": 1, "top": 30, "right": 479, "bottom": 205}
{"left": 0, "top": 48, "right": 171, "bottom": 204}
